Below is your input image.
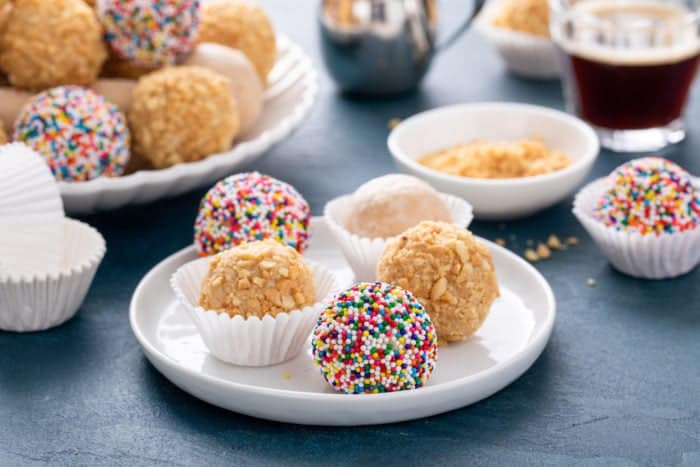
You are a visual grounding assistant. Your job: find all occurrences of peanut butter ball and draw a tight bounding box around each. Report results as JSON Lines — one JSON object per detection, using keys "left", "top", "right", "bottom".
{"left": 184, "top": 43, "right": 263, "bottom": 134}
{"left": 345, "top": 174, "right": 452, "bottom": 238}
{"left": 0, "top": 0, "right": 107, "bottom": 91}
{"left": 129, "top": 66, "right": 239, "bottom": 169}
{"left": 199, "top": 240, "right": 316, "bottom": 318}
{"left": 377, "top": 221, "right": 500, "bottom": 344}
{"left": 198, "top": 0, "right": 277, "bottom": 84}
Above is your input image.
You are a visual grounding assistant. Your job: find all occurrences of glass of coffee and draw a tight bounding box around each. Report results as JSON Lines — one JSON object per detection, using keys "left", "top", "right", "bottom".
{"left": 550, "top": 0, "right": 700, "bottom": 152}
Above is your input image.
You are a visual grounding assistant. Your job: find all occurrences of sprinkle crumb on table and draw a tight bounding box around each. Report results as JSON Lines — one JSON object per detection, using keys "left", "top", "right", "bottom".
{"left": 566, "top": 236, "right": 579, "bottom": 246}
{"left": 536, "top": 243, "right": 551, "bottom": 259}
{"left": 547, "top": 234, "right": 563, "bottom": 250}
{"left": 387, "top": 118, "right": 401, "bottom": 130}
{"left": 495, "top": 238, "right": 506, "bottom": 247}
{"left": 524, "top": 249, "right": 539, "bottom": 262}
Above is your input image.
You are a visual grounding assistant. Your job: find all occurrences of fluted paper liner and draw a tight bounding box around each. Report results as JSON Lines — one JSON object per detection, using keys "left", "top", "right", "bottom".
{"left": 0, "top": 219, "right": 106, "bottom": 332}
{"left": 475, "top": 1, "right": 560, "bottom": 79}
{"left": 171, "top": 258, "right": 340, "bottom": 367}
{"left": 324, "top": 193, "right": 474, "bottom": 282}
{"left": 0, "top": 143, "right": 65, "bottom": 277}
{"left": 573, "top": 178, "right": 700, "bottom": 279}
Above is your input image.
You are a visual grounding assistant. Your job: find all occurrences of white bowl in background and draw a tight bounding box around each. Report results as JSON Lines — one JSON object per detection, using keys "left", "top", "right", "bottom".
{"left": 474, "top": 0, "right": 560, "bottom": 80}
{"left": 388, "top": 102, "right": 599, "bottom": 220}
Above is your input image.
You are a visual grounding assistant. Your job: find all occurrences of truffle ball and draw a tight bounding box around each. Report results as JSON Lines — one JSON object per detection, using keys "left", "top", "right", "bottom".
{"left": 345, "top": 174, "right": 452, "bottom": 238}
{"left": 91, "top": 78, "right": 136, "bottom": 114}
{"left": 377, "top": 221, "right": 500, "bottom": 344}
{"left": 184, "top": 43, "right": 263, "bottom": 134}
{"left": 198, "top": 240, "right": 315, "bottom": 318}
{"left": 312, "top": 281, "right": 438, "bottom": 394}
{"left": 129, "top": 66, "right": 239, "bottom": 169}
{"left": 595, "top": 157, "right": 700, "bottom": 235}
{"left": 0, "top": 0, "right": 11, "bottom": 34}
{"left": 0, "top": 87, "right": 32, "bottom": 132}
{"left": 100, "top": 51, "right": 158, "bottom": 80}
{"left": 198, "top": 0, "right": 276, "bottom": 83}
{"left": 0, "top": 0, "right": 107, "bottom": 91}
{"left": 194, "top": 172, "right": 312, "bottom": 256}
{"left": 97, "top": 0, "right": 201, "bottom": 68}
{"left": 14, "top": 86, "right": 130, "bottom": 181}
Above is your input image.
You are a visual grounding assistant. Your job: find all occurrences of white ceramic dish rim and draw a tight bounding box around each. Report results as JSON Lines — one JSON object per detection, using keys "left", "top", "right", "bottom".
{"left": 129, "top": 223, "right": 556, "bottom": 403}
{"left": 56, "top": 35, "right": 318, "bottom": 196}
{"left": 388, "top": 102, "right": 599, "bottom": 187}
{"left": 0, "top": 218, "right": 106, "bottom": 284}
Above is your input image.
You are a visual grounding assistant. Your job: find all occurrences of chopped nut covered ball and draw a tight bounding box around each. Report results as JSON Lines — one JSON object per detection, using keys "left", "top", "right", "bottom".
{"left": 0, "top": 0, "right": 107, "bottom": 91}
{"left": 198, "top": 0, "right": 277, "bottom": 84}
{"left": 129, "top": 66, "right": 239, "bottom": 169}
{"left": 377, "top": 221, "right": 500, "bottom": 344}
{"left": 199, "top": 240, "right": 316, "bottom": 318}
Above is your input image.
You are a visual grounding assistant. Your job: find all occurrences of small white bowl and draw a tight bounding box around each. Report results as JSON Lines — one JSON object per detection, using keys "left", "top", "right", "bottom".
{"left": 0, "top": 218, "right": 106, "bottom": 332}
{"left": 388, "top": 102, "right": 599, "bottom": 220}
{"left": 475, "top": 0, "right": 560, "bottom": 79}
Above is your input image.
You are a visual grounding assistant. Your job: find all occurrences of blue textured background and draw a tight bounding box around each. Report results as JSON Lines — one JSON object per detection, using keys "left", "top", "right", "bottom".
{"left": 1, "top": 1, "right": 699, "bottom": 465}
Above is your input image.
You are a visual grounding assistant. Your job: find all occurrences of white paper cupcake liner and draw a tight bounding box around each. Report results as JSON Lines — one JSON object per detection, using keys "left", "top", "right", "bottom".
{"left": 573, "top": 178, "right": 700, "bottom": 279}
{"left": 171, "top": 258, "right": 340, "bottom": 367}
{"left": 475, "top": 1, "right": 560, "bottom": 79}
{"left": 0, "top": 143, "right": 65, "bottom": 277}
{"left": 0, "top": 218, "right": 106, "bottom": 332}
{"left": 324, "top": 193, "right": 474, "bottom": 282}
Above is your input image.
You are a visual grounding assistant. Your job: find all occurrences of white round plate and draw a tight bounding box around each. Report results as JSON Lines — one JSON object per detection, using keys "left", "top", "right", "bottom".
{"left": 59, "top": 36, "right": 317, "bottom": 215}
{"left": 130, "top": 217, "right": 556, "bottom": 426}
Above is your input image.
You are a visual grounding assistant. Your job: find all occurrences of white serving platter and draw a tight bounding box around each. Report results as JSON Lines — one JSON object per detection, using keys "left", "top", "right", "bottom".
{"left": 59, "top": 36, "right": 317, "bottom": 214}
{"left": 130, "top": 217, "right": 556, "bottom": 426}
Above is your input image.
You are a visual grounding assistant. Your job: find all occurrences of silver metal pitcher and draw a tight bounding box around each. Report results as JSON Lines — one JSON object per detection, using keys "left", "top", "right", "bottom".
{"left": 319, "top": 0, "right": 485, "bottom": 95}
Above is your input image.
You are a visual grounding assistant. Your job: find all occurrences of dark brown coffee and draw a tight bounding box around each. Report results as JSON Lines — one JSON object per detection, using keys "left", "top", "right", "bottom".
{"left": 557, "top": 2, "right": 700, "bottom": 130}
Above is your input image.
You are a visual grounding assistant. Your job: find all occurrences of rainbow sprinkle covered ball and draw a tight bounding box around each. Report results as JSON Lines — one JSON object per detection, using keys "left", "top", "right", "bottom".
{"left": 194, "top": 172, "right": 311, "bottom": 256}
{"left": 98, "top": 0, "right": 201, "bottom": 67}
{"left": 312, "top": 282, "right": 438, "bottom": 394}
{"left": 14, "top": 86, "right": 130, "bottom": 182}
{"left": 595, "top": 157, "right": 700, "bottom": 236}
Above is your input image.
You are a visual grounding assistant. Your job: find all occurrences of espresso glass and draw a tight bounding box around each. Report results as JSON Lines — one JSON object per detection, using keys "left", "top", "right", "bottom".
{"left": 550, "top": 0, "right": 700, "bottom": 152}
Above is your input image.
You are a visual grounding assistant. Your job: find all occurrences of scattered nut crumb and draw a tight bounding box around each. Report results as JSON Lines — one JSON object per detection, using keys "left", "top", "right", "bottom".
{"left": 524, "top": 249, "right": 539, "bottom": 262}
{"left": 586, "top": 277, "right": 596, "bottom": 287}
{"left": 283, "top": 372, "right": 291, "bottom": 380}
{"left": 547, "top": 234, "right": 563, "bottom": 250}
{"left": 388, "top": 118, "right": 401, "bottom": 130}
{"left": 495, "top": 238, "right": 506, "bottom": 247}
{"left": 536, "top": 243, "right": 551, "bottom": 259}
{"left": 566, "top": 236, "right": 579, "bottom": 246}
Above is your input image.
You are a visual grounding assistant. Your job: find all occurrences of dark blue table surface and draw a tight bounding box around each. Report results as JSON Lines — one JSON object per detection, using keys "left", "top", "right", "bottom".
{"left": 2, "top": 2, "right": 699, "bottom": 466}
